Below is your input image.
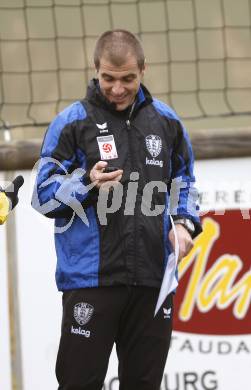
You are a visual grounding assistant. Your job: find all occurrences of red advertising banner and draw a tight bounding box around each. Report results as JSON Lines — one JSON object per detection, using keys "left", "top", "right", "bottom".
{"left": 174, "top": 211, "right": 251, "bottom": 335}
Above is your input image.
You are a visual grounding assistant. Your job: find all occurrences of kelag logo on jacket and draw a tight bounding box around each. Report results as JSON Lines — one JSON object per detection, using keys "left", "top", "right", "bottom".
{"left": 174, "top": 211, "right": 251, "bottom": 335}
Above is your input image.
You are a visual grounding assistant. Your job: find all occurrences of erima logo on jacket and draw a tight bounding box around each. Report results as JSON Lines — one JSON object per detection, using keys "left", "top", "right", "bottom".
{"left": 96, "top": 122, "right": 108, "bottom": 133}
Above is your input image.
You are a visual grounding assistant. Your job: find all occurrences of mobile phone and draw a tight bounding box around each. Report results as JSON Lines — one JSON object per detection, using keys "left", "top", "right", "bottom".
{"left": 103, "top": 166, "right": 120, "bottom": 173}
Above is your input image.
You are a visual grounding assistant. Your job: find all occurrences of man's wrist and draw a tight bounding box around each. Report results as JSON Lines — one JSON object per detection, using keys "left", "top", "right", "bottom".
{"left": 173, "top": 218, "right": 195, "bottom": 237}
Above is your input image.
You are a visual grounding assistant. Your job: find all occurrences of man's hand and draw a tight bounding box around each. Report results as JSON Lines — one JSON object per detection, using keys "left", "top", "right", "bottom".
{"left": 89, "top": 161, "right": 123, "bottom": 189}
{"left": 168, "top": 224, "right": 194, "bottom": 262}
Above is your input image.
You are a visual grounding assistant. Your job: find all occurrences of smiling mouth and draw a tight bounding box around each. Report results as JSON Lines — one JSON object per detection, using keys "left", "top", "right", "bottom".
{"left": 111, "top": 95, "right": 127, "bottom": 103}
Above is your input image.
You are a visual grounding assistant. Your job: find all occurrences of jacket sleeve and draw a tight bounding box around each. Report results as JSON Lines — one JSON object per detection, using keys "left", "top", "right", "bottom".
{"left": 170, "top": 119, "right": 202, "bottom": 238}
{"left": 31, "top": 102, "right": 98, "bottom": 219}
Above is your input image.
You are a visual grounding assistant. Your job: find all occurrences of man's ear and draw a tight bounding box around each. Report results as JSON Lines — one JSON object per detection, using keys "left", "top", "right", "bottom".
{"left": 94, "top": 63, "right": 98, "bottom": 74}
{"left": 141, "top": 61, "right": 146, "bottom": 77}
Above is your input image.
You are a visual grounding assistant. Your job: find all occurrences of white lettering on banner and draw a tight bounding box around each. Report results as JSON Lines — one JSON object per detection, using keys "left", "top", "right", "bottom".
{"left": 102, "top": 371, "right": 219, "bottom": 390}
{"left": 198, "top": 180, "right": 251, "bottom": 219}
{"left": 161, "top": 371, "right": 218, "bottom": 390}
{"left": 170, "top": 335, "right": 251, "bottom": 355}
{"left": 199, "top": 188, "right": 251, "bottom": 207}
{"left": 71, "top": 325, "right": 90, "bottom": 338}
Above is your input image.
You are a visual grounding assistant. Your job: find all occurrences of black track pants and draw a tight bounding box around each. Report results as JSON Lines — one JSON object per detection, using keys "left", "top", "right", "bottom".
{"left": 56, "top": 286, "right": 173, "bottom": 390}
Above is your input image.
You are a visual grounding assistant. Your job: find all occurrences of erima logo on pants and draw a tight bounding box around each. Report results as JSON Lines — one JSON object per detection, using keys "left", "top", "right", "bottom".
{"left": 71, "top": 325, "right": 91, "bottom": 338}
{"left": 163, "top": 307, "right": 172, "bottom": 319}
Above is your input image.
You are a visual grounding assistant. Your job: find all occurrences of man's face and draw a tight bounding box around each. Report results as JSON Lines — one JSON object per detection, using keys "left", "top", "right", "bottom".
{"left": 96, "top": 54, "right": 145, "bottom": 111}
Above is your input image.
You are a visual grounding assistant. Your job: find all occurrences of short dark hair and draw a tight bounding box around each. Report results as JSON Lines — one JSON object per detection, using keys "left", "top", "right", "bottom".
{"left": 94, "top": 29, "right": 145, "bottom": 71}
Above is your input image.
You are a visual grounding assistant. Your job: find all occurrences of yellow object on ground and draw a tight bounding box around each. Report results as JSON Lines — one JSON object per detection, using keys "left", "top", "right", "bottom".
{"left": 0, "top": 192, "right": 9, "bottom": 225}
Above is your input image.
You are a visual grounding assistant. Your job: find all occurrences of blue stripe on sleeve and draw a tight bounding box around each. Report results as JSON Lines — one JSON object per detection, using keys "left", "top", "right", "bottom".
{"left": 152, "top": 98, "right": 180, "bottom": 121}
{"left": 42, "top": 101, "right": 87, "bottom": 156}
{"left": 153, "top": 98, "right": 200, "bottom": 224}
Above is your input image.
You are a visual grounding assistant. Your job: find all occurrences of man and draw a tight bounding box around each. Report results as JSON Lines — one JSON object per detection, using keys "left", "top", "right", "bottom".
{"left": 32, "top": 30, "right": 201, "bottom": 390}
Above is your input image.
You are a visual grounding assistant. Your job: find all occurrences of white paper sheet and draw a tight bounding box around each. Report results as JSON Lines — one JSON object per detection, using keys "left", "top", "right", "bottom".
{"left": 154, "top": 215, "right": 179, "bottom": 316}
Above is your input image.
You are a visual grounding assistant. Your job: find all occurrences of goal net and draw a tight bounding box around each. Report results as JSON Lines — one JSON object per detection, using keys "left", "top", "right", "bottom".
{"left": 0, "top": 0, "right": 251, "bottom": 136}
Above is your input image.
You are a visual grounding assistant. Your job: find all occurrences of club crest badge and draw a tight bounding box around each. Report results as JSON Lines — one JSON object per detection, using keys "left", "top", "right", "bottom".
{"left": 145, "top": 135, "right": 162, "bottom": 158}
{"left": 73, "top": 302, "right": 94, "bottom": 326}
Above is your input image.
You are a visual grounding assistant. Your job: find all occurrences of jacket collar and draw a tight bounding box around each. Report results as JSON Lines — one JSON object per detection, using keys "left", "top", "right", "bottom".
{"left": 85, "top": 79, "right": 153, "bottom": 114}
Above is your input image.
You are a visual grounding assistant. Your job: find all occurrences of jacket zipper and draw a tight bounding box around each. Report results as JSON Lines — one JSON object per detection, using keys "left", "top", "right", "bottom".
{"left": 126, "top": 110, "right": 139, "bottom": 286}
